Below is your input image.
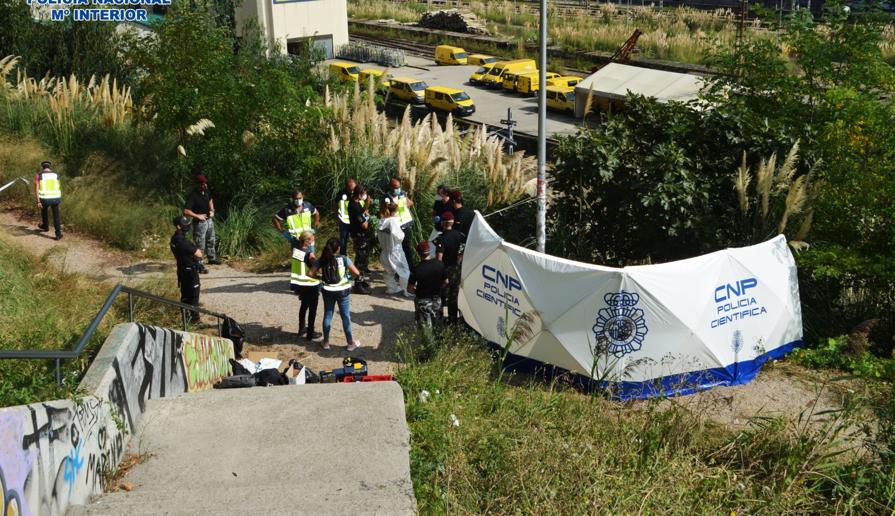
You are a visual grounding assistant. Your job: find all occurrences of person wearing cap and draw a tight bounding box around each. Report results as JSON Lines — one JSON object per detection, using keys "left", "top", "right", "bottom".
{"left": 335, "top": 178, "right": 357, "bottom": 256}
{"left": 408, "top": 241, "right": 447, "bottom": 327}
{"left": 34, "top": 160, "right": 63, "bottom": 240}
{"left": 170, "top": 216, "right": 203, "bottom": 323}
{"left": 272, "top": 190, "right": 320, "bottom": 247}
{"left": 450, "top": 190, "right": 473, "bottom": 241}
{"left": 183, "top": 175, "right": 220, "bottom": 272}
{"left": 378, "top": 202, "right": 412, "bottom": 297}
{"left": 383, "top": 177, "right": 416, "bottom": 267}
{"left": 434, "top": 212, "right": 466, "bottom": 324}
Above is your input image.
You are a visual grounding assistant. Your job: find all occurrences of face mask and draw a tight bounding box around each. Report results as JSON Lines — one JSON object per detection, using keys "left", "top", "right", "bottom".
{"left": 294, "top": 199, "right": 303, "bottom": 207}
{"left": 361, "top": 194, "right": 368, "bottom": 201}
{"left": 392, "top": 188, "right": 401, "bottom": 196}
{"left": 308, "top": 242, "right": 315, "bottom": 253}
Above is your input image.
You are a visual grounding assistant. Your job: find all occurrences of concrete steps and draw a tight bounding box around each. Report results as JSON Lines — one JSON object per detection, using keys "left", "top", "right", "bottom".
{"left": 71, "top": 383, "right": 416, "bottom": 515}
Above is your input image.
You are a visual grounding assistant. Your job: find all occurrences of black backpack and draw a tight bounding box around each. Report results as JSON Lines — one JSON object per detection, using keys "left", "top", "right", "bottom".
{"left": 322, "top": 256, "right": 343, "bottom": 286}
{"left": 221, "top": 316, "right": 246, "bottom": 357}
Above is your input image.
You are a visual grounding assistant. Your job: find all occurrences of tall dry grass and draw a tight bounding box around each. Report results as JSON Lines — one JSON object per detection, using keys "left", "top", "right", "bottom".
{"left": 326, "top": 80, "right": 535, "bottom": 209}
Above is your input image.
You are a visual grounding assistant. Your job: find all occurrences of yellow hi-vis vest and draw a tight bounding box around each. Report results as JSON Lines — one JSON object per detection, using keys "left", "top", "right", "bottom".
{"left": 337, "top": 194, "right": 350, "bottom": 224}
{"left": 396, "top": 195, "right": 413, "bottom": 225}
{"left": 322, "top": 256, "right": 352, "bottom": 292}
{"left": 38, "top": 172, "right": 61, "bottom": 200}
{"left": 286, "top": 209, "right": 312, "bottom": 238}
{"left": 291, "top": 248, "right": 320, "bottom": 287}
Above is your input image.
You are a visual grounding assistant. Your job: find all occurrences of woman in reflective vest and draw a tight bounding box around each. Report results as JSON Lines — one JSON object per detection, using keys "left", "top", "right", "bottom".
{"left": 34, "top": 160, "right": 63, "bottom": 240}
{"left": 291, "top": 231, "right": 322, "bottom": 340}
{"left": 310, "top": 238, "right": 363, "bottom": 351}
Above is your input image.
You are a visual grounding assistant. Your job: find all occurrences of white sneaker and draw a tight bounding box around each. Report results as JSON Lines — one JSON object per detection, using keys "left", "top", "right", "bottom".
{"left": 385, "top": 288, "right": 402, "bottom": 295}
{"left": 403, "top": 291, "right": 415, "bottom": 299}
{"left": 346, "top": 340, "right": 361, "bottom": 352}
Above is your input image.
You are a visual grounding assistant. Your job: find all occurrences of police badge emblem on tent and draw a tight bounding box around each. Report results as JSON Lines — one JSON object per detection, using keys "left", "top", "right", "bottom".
{"left": 592, "top": 291, "right": 648, "bottom": 358}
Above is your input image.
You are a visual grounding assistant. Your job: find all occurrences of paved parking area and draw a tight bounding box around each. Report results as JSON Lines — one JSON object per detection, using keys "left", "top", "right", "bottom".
{"left": 329, "top": 56, "right": 582, "bottom": 137}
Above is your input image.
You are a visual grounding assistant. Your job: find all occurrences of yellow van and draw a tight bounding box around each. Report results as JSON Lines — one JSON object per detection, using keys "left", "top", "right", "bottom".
{"left": 389, "top": 76, "right": 428, "bottom": 104}
{"left": 359, "top": 69, "right": 391, "bottom": 90}
{"left": 425, "top": 86, "right": 476, "bottom": 116}
{"left": 547, "top": 75, "right": 583, "bottom": 89}
{"left": 468, "top": 54, "right": 498, "bottom": 66}
{"left": 480, "top": 59, "right": 536, "bottom": 89}
{"left": 329, "top": 62, "right": 360, "bottom": 82}
{"left": 515, "top": 71, "right": 560, "bottom": 96}
{"left": 469, "top": 64, "right": 495, "bottom": 86}
{"left": 435, "top": 45, "right": 468, "bottom": 65}
{"left": 502, "top": 72, "right": 523, "bottom": 91}
{"left": 546, "top": 86, "right": 576, "bottom": 115}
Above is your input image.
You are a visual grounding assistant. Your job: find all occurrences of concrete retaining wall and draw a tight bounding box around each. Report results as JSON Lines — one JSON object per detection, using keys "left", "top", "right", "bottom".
{"left": 0, "top": 323, "right": 233, "bottom": 516}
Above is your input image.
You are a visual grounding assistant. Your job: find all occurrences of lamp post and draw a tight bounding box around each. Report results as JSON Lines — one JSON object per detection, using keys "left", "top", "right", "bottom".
{"left": 536, "top": 0, "right": 548, "bottom": 253}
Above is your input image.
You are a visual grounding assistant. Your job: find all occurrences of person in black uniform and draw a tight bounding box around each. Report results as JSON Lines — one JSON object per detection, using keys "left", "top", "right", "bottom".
{"left": 450, "top": 190, "right": 473, "bottom": 241}
{"left": 435, "top": 212, "right": 466, "bottom": 324}
{"left": 432, "top": 185, "right": 452, "bottom": 223}
{"left": 170, "top": 216, "right": 203, "bottom": 323}
{"left": 348, "top": 186, "right": 373, "bottom": 294}
{"left": 408, "top": 241, "right": 447, "bottom": 327}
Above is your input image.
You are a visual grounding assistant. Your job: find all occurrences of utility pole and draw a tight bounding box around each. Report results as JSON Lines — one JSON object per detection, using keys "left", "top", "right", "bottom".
{"left": 500, "top": 108, "right": 517, "bottom": 154}
{"left": 536, "top": 0, "right": 547, "bottom": 253}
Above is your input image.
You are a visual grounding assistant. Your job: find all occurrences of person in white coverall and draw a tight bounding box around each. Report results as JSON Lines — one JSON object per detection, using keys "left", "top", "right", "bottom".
{"left": 378, "top": 202, "right": 412, "bottom": 298}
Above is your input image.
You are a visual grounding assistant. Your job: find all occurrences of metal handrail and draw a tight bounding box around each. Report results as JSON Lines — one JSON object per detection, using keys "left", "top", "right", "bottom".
{"left": 0, "top": 283, "right": 230, "bottom": 385}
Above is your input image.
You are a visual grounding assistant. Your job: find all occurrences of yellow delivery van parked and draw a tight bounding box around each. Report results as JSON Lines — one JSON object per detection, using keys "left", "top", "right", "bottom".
{"left": 425, "top": 86, "right": 476, "bottom": 116}
{"left": 546, "top": 86, "right": 576, "bottom": 115}
{"left": 468, "top": 54, "right": 498, "bottom": 66}
{"left": 469, "top": 64, "right": 495, "bottom": 86}
{"left": 389, "top": 76, "right": 428, "bottom": 104}
{"left": 480, "top": 59, "right": 536, "bottom": 89}
{"left": 329, "top": 62, "right": 360, "bottom": 82}
{"left": 358, "top": 69, "right": 391, "bottom": 90}
{"left": 435, "top": 45, "right": 468, "bottom": 65}
{"left": 547, "top": 75, "right": 583, "bottom": 89}
{"left": 515, "top": 71, "right": 560, "bottom": 96}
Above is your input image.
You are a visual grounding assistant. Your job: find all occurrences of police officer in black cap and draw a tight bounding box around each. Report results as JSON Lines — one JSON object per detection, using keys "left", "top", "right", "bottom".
{"left": 170, "top": 216, "right": 203, "bottom": 323}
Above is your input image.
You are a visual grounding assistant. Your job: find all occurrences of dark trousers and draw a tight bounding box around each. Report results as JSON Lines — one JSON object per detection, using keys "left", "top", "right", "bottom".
{"left": 352, "top": 231, "right": 370, "bottom": 273}
{"left": 339, "top": 222, "right": 351, "bottom": 256}
{"left": 177, "top": 268, "right": 201, "bottom": 322}
{"left": 400, "top": 221, "right": 415, "bottom": 268}
{"left": 296, "top": 284, "right": 320, "bottom": 335}
{"left": 40, "top": 201, "right": 61, "bottom": 236}
{"left": 445, "top": 265, "right": 462, "bottom": 324}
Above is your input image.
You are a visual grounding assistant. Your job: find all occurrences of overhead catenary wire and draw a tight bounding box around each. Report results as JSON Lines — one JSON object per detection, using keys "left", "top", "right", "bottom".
{"left": 482, "top": 195, "right": 537, "bottom": 218}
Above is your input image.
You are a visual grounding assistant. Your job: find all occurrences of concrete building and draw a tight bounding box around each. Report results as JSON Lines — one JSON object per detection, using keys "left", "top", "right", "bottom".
{"left": 236, "top": 0, "right": 348, "bottom": 59}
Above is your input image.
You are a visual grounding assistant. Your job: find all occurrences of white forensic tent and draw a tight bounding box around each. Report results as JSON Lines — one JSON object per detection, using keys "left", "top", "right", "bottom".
{"left": 574, "top": 62, "right": 705, "bottom": 117}
{"left": 459, "top": 213, "right": 804, "bottom": 399}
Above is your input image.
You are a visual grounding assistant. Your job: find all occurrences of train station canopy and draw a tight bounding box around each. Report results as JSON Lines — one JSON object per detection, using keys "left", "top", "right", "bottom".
{"left": 459, "top": 213, "right": 803, "bottom": 399}
{"left": 573, "top": 63, "right": 705, "bottom": 116}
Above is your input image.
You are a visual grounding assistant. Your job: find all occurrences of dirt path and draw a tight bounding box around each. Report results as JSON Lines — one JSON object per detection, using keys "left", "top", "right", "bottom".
{"left": 0, "top": 208, "right": 845, "bottom": 428}
{"left": 0, "top": 209, "right": 414, "bottom": 376}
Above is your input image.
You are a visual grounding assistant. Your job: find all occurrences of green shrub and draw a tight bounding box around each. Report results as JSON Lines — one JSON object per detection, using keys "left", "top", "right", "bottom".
{"left": 792, "top": 336, "right": 895, "bottom": 380}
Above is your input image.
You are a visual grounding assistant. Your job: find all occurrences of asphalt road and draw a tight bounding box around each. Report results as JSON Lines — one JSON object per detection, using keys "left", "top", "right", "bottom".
{"left": 330, "top": 55, "right": 582, "bottom": 137}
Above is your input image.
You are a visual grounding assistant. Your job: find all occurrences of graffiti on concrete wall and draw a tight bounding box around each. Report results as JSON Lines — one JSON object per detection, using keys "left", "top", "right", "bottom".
{"left": 0, "top": 323, "right": 234, "bottom": 515}
{"left": 182, "top": 333, "right": 235, "bottom": 392}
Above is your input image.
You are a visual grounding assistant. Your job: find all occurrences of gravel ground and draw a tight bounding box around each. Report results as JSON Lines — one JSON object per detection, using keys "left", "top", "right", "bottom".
{"left": 0, "top": 208, "right": 845, "bottom": 428}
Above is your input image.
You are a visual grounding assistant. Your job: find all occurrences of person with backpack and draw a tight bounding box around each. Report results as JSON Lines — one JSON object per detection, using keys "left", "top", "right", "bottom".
{"left": 348, "top": 185, "right": 373, "bottom": 295}
{"left": 291, "top": 231, "right": 322, "bottom": 341}
{"left": 34, "top": 160, "right": 63, "bottom": 240}
{"left": 310, "top": 238, "right": 362, "bottom": 351}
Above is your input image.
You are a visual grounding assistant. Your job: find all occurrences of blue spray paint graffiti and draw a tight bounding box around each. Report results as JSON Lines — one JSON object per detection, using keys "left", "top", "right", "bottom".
{"left": 63, "top": 441, "right": 84, "bottom": 498}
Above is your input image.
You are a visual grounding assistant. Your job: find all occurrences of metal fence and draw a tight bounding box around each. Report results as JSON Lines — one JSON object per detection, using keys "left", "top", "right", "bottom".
{"left": 0, "top": 284, "right": 229, "bottom": 386}
{"left": 336, "top": 42, "right": 406, "bottom": 68}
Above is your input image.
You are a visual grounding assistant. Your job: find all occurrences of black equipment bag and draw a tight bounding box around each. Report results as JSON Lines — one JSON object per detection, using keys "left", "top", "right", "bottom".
{"left": 221, "top": 316, "right": 246, "bottom": 357}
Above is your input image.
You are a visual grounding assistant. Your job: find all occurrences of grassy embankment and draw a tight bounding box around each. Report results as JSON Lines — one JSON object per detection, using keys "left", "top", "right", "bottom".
{"left": 349, "top": 0, "right": 895, "bottom": 66}
{"left": 395, "top": 329, "right": 895, "bottom": 513}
